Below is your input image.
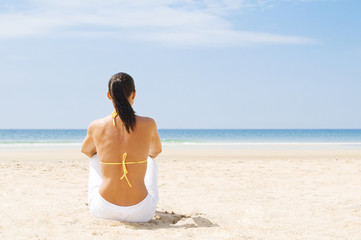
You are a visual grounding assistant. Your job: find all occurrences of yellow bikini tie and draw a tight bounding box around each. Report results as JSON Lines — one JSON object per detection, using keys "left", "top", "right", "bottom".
{"left": 120, "top": 152, "right": 132, "bottom": 187}
{"left": 100, "top": 153, "right": 147, "bottom": 187}
{"left": 100, "top": 153, "right": 131, "bottom": 187}
{"left": 111, "top": 111, "right": 117, "bottom": 126}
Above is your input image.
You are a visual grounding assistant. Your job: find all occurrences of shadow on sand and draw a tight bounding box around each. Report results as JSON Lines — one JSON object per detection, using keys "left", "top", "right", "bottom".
{"left": 122, "top": 210, "right": 218, "bottom": 230}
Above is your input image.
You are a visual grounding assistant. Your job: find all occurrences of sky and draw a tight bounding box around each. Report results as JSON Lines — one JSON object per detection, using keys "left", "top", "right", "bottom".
{"left": 0, "top": 0, "right": 360, "bottom": 129}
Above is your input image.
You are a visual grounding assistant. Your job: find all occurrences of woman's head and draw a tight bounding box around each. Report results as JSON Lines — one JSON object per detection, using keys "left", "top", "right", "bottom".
{"left": 107, "top": 72, "right": 136, "bottom": 133}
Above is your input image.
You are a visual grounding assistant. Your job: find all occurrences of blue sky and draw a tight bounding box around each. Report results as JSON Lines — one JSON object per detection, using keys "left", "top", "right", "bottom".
{"left": 0, "top": 0, "right": 360, "bottom": 129}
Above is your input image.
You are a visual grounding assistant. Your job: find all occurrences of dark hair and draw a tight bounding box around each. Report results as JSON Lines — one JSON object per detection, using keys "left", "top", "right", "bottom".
{"left": 108, "top": 72, "right": 136, "bottom": 133}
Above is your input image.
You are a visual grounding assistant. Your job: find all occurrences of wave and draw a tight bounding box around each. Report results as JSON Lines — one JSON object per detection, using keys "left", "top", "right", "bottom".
{"left": 2, "top": 141, "right": 361, "bottom": 146}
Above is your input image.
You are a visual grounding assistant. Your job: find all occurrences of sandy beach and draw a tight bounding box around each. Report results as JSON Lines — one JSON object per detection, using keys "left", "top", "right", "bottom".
{"left": 1, "top": 144, "right": 361, "bottom": 239}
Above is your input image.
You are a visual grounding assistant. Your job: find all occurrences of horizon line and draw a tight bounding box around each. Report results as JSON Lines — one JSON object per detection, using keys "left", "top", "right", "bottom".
{"left": 1, "top": 128, "right": 361, "bottom": 130}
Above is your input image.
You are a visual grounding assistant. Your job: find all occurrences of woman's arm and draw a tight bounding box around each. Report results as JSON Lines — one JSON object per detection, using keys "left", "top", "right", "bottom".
{"left": 81, "top": 122, "right": 97, "bottom": 158}
{"left": 149, "top": 120, "right": 162, "bottom": 158}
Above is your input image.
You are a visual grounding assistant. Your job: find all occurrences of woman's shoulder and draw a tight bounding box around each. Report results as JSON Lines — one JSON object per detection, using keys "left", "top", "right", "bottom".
{"left": 135, "top": 115, "right": 157, "bottom": 128}
{"left": 88, "top": 116, "right": 110, "bottom": 130}
{"left": 136, "top": 115, "right": 155, "bottom": 122}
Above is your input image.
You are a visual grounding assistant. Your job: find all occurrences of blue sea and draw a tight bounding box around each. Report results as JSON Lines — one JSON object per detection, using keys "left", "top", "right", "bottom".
{"left": 0, "top": 129, "right": 360, "bottom": 145}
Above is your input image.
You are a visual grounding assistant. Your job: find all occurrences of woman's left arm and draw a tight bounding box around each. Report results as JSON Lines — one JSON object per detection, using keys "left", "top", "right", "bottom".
{"left": 81, "top": 122, "right": 97, "bottom": 158}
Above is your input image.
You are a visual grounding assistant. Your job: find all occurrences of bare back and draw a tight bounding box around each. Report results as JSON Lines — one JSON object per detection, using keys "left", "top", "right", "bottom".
{"left": 90, "top": 115, "right": 161, "bottom": 206}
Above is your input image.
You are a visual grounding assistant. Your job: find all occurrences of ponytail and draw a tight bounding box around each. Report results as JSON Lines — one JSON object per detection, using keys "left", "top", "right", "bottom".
{"left": 108, "top": 73, "right": 136, "bottom": 133}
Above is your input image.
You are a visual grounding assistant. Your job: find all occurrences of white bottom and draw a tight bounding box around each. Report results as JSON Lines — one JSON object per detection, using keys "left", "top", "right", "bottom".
{"left": 88, "top": 154, "right": 159, "bottom": 223}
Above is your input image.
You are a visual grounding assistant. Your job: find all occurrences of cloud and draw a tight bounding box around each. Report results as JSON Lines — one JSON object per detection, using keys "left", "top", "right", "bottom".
{"left": 0, "top": 0, "right": 317, "bottom": 46}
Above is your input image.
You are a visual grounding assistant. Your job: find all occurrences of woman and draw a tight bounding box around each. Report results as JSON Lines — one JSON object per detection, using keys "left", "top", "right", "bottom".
{"left": 81, "top": 72, "right": 162, "bottom": 223}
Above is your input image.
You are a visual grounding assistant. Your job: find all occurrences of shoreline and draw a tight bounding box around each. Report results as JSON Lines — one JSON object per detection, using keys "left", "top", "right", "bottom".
{"left": 1, "top": 141, "right": 360, "bottom": 152}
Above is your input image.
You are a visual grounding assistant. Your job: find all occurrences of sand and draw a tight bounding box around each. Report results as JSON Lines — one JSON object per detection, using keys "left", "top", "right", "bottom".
{"left": 0, "top": 144, "right": 361, "bottom": 240}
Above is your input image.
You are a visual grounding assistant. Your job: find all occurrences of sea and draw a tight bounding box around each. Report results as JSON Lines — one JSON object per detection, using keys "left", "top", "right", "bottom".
{"left": 0, "top": 129, "right": 360, "bottom": 145}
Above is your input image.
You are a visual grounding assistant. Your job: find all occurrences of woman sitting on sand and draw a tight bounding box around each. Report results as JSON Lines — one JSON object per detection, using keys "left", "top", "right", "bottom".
{"left": 81, "top": 72, "right": 162, "bottom": 223}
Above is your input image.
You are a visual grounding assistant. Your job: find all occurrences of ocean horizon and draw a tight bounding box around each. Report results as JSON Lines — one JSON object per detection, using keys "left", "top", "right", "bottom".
{"left": 0, "top": 129, "right": 361, "bottom": 145}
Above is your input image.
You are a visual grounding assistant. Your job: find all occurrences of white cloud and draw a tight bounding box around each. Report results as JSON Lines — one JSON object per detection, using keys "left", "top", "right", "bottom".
{"left": 0, "top": 0, "right": 317, "bottom": 46}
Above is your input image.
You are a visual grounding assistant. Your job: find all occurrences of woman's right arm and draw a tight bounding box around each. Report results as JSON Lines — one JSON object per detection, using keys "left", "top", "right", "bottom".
{"left": 149, "top": 120, "right": 162, "bottom": 158}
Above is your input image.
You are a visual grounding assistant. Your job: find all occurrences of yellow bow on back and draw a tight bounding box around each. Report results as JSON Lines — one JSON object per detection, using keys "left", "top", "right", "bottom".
{"left": 120, "top": 152, "right": 132, "bottom": 187}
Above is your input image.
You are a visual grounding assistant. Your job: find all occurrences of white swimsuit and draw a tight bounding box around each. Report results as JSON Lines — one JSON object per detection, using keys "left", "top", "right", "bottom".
{"left": 87, "top": 154, "right": 159, "bottom": 222}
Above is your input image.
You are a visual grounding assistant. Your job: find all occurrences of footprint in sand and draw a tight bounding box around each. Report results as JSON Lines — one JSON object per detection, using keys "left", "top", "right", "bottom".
{"left": 124, "top": 210, "right": 217, "bottom": 229}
